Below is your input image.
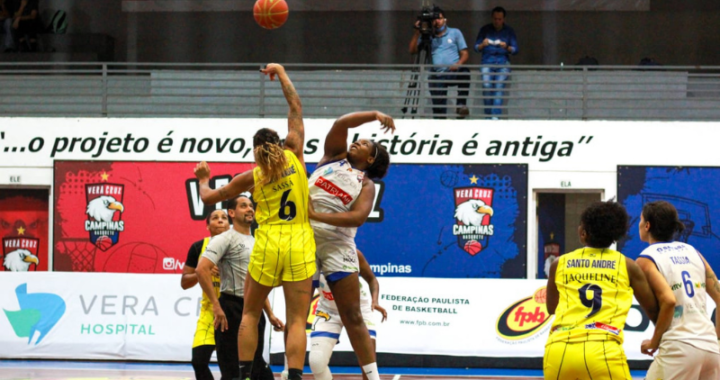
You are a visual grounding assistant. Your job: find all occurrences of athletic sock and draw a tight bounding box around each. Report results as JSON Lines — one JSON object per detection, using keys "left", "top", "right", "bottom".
{"left": 362, "top": 362, "right": 380, "bottom": 380}
{"left": 288, "top": 368, "right": 303, "bottom": 380}
{"left": 238, "top": 360, "right": 253, "bottom": 380}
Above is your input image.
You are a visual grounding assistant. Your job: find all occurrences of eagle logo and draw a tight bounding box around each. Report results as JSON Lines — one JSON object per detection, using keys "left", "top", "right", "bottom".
{"left": 2, "top": 237, "right": 40, "bottom": 272}
{"left": 453, "top": 187, "right": 495, "bottom": 256}
{"left": 85, "top": 184, "right": 125, "bottom": 251}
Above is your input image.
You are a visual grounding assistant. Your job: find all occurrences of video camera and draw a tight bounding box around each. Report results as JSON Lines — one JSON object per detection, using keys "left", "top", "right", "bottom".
{"left": 417, "top": 6, "right": 441, "bottom": 36}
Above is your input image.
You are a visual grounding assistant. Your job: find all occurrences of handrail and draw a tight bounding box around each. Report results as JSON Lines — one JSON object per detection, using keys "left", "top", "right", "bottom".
{"left": 0, "top": 62, "right": 719, "bottom": 120}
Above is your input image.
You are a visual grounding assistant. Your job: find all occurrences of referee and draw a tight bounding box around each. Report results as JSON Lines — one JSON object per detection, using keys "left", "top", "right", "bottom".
{"left": 196, "top": 194, "right": 283, "bottom": 380}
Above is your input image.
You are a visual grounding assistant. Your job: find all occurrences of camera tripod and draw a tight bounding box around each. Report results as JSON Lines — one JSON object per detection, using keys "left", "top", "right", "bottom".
{"left": 401, "top": 34, "right": 433, "bottom": 118}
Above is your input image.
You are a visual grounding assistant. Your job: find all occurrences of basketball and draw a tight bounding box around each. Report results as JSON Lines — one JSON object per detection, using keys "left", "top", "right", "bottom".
{"left": 534, "top": 287, "right": 547, "bottom": 304}
{"left": 95, "top": 235, "right": 113, "bottom": 251}
{"left": 463, "top": 240, "right": 483, "bottom": 256}
{"left": 253, "top": 0, "right": 289, "bottom": 30}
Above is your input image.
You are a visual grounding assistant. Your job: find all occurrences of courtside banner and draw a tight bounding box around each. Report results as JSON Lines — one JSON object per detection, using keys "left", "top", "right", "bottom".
{"left": 269, "top": 277, "right": 716, "bottom": 361}
{"left": 2, "top": 119, "right": 720, "bottom": 171}
{"left": 53, "top": 160, "right": 253, "bottom": 273}
{"left": 1, "top": 273, "right": 715, "bottom": 361}
{"left": 0, "top": 272, "right": 203, "bottom": 361}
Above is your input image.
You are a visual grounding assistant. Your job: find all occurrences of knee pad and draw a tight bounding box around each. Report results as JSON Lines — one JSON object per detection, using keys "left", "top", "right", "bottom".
{"left": 309, "top": 338, "right": 336, "bottom": 380}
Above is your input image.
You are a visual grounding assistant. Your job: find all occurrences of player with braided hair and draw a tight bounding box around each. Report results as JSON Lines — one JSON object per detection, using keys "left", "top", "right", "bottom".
{"left": 194, "top": 63, "right": 315, "bottom": 380}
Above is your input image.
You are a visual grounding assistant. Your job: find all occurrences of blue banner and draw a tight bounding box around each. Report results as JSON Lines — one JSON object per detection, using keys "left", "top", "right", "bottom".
{"left": 617, "top": 166, "right": 720, "bottom": 271}
{"left": 308, "top": 163, "right": 528, "bottom": 279}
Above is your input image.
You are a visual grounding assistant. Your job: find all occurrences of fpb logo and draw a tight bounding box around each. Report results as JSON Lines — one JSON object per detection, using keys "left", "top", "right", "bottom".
{"left": 453, "top": 187, "right": 495, "bottom": 256}
{"left": 3, "top": 283, "right": 66, "bottom": 345}
{"left": 2, "top": 237, "right": 39, "bottom": 272}
{"left": 496, "top": 287, "right": 552, "bottom": 341}
{"left": 84, "top": 183, "right": 125, "bottom": 251}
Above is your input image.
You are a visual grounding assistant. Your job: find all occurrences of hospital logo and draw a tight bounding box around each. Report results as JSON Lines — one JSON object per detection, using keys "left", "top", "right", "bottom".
{"left": 3, "top": 283, "right": 66, "bottom": 345}
{"left": 452, "top": 187, "right": 495, "bottom": 256}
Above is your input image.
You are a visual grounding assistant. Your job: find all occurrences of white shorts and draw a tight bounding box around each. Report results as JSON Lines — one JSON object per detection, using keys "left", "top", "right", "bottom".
{"left": 310, "top": 308, "right": 376, "bottom": 342}
{"left": 314, "top": 228, "right": 358, "bottom": 279}
{"left": 646, "top": 340, "right": 720, "bottom": 380}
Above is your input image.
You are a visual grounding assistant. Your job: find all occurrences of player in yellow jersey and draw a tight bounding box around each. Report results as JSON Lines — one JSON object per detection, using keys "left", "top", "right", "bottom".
{"left": 180, "top": 209, "right": 229, "bottom": 380}
{"left": 194, "top": 63, "right": 315, "bottom": 380}
{"left": 544, "top": 201, "right": 659, "bottom": 380}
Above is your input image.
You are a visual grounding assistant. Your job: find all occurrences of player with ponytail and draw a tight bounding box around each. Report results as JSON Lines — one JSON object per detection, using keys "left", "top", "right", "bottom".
{"left": 194, "top": 63, "right": 315, "bottom": 380}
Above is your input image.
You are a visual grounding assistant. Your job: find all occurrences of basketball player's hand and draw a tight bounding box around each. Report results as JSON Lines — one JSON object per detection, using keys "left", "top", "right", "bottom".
{"left": 213, "top": 303, "right": 228, "bottom": 332}
{"left": 211, "top": 265, "right": 220, "bottom": 277}
{"left": 194, "top": 161, "right": 211, "bottom": 182}
{"left": 375, "top": 112, "right": 395, "bottom": 134}
{"left": 261, "top": 63, "right": 285, "bottom": 81}
{"left": 640, "top": 339, "right": 658, "bottom": 356}
{"left": 307, "top": 196, "right": 317, "bottom": 220}
{"left": 268, "top": 315, "right": 285, "bottom": 332}
{"left": 373, "top": 303, "right": 388, "bottom": 322}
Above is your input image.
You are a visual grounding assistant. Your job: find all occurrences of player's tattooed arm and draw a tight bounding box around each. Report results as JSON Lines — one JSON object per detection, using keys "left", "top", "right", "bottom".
{"left": 262, "top": 63, "right": 305, "bottom": 161}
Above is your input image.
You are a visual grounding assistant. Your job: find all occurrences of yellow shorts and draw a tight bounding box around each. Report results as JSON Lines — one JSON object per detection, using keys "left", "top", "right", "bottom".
{"left": 192, "top": 306, "right": 215, "bottom": 348}
{"left": 249, "top": 223, "right": 316, "bottom": 287}
{"left": 544, "top": 340, "right": 630, "bottom": 380}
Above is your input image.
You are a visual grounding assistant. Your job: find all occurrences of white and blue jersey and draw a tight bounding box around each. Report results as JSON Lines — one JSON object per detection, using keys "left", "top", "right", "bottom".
{"left": 639, "top": 241, "right": 719, "bottom": 353}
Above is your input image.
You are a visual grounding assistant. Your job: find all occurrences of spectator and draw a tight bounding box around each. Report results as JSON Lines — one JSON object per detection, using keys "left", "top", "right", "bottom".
{"left": 474, "top": 6, "right": 518, "bottom": 119}
{"left": 409, "top": 6, "right": 470, "bottom": 119}
{"left": 1, "top": 0, "right": 12, "bottom": 52}
{"left": 3, "top": 0, "right": 41, "bottom": 52}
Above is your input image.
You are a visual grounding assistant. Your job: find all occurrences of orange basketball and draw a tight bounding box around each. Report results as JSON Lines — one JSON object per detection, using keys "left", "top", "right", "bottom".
{"left": 253, "top": 0, "right": 289, "bottom": 30}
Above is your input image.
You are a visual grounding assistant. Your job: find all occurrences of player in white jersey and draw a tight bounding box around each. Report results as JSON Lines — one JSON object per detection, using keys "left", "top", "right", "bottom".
{"left": 311, "top": 249, "right": 387, "bottom": 380}
{"left": 307, "top": 111, "right": 394, "bottom": 380}
{"left": 636, "top": 201, "right": 720, "bottom": 380}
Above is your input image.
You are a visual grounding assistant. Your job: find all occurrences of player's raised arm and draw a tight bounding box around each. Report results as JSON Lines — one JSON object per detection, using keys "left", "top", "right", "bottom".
{"left": 194, "top": 161, "right": 254, "bottom": 205}
{"left": 261, "top": 63, "right": 305, "bottom": 163}
{"left": 321, "top": 111, "right": 395, "bottom": 165}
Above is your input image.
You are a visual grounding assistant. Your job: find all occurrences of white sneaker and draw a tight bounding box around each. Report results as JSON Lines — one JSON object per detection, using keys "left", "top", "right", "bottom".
{"left": 281, "top": 370, "right": 289, "bottom": 380}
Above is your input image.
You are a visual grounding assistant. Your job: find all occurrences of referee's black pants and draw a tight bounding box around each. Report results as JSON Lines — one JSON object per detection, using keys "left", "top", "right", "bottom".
{"left": 216, "top": 293, "right": 274, "bottom": 380}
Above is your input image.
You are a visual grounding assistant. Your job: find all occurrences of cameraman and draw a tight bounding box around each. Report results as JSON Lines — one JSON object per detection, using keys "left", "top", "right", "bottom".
{"left": 409, "top": 6, "right": 470, "bottom": 119}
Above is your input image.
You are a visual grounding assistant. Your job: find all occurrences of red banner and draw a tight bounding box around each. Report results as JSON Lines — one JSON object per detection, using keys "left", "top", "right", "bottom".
{"left": 0, "top": 189, "right": 49, "bottom": 271}
{"left": 53, "top": 161, "right": 253, "bottom": 273}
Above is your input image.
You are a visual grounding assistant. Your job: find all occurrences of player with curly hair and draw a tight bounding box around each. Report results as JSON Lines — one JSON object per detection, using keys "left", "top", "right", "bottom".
{"left": 544, "top": 201, "right": 659, "bottom": 380}
{"left": 306, "top": 110, "right": 393, "bottom": 380}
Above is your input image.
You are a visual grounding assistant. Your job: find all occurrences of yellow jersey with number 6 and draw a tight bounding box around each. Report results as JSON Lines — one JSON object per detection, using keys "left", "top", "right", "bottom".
{"left": 548, "top": 247, "right": 633, "bottom": 344}
{"left": 250, "top": 149, "right": 316, "bottom": 286}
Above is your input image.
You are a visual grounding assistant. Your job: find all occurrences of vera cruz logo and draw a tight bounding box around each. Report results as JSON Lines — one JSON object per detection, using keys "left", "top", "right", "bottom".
{"left": 453, "top": 187, "right": 495, "bottom": 256}
{"left": 3, "top": 283, "right": 66, "bottom": 345}
{"left": 85, "top": 179, "right": 125, "bottom": 251}
{"left": 2, "top": 237, "right": 40, "bottom": 272}
{"left": 496, "top": 287, "right": 552, "bottom": 341}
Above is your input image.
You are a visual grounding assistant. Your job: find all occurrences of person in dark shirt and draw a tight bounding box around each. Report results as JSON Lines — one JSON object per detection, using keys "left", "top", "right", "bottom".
{"left": 181, "top": 209, "right": 231, "bottom": 380}
{"left": 474, "top": 6, "right": 518, "bottom": 119}
{"left": 2, "top": 0, "right": 41, "bottom": 52}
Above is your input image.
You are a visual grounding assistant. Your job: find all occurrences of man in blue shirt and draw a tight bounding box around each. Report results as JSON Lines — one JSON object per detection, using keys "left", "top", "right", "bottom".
{"left": 409, "top": 6, "right": 470, "bottom": 119}
{"left": 474, "top": 6, "right": 518, "bottom": 119}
